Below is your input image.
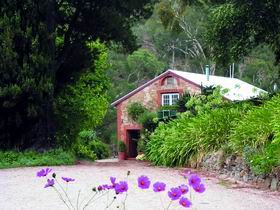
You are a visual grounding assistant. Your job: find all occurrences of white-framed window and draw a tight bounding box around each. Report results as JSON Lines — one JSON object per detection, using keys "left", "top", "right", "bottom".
{"left": 161, "top": 93, "right": 179, "bottom": 106}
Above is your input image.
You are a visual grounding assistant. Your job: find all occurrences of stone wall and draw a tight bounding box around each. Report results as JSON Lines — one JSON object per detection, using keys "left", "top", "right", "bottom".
{"left": 201, "top": 151, "right": 280, "bottom": 191}
{"left": 117, "top": 72, "right": 201, "bottom": 142}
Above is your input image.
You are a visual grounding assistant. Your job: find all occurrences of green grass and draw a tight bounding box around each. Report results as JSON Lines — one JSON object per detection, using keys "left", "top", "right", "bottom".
{"left": 0, "top": 149, "right": 76, "bottom": 169}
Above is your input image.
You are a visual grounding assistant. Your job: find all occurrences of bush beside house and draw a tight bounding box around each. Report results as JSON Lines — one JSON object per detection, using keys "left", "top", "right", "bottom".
{"left": 145, "top": 92, "right": 280, "bottom": 190}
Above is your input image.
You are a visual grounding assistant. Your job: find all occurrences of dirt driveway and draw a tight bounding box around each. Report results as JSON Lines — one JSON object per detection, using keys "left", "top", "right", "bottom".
{"left": 0, "top": 160, "right": 279, "bottom": 210}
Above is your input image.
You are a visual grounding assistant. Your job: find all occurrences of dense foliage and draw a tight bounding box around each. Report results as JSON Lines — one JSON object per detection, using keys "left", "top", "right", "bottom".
{"left": 55, "top": 41, "right": 110, "bottom": 147}
{"left": 146, "top": 103, "right": 248, "bottom": 166}
{"left": 74, "top": 130, "right": 110, "bottom": 160}
{"left": 146, "top": 93, "right": 280, "bottom": 175}
{"left": 0, "top": 149, "right": 76, "bottom": 169}
{"left": 0, "top": 0, "right": 154, "bottom": 150}
{"left": 127, "top": 102, "right": 148, "bottom": 122}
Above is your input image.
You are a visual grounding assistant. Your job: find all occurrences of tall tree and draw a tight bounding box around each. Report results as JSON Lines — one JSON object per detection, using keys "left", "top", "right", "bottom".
{"left": 0, "top": 0, "right": 154, "bottom": 149}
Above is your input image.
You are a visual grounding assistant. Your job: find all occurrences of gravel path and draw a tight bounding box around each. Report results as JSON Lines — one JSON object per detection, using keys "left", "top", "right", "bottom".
{"left": 0, "top": 160, "right": 279, "bottom": 210}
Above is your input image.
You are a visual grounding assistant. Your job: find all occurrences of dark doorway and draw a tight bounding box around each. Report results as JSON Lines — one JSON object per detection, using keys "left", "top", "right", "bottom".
{"left": 127, "top": 130, "right": 140, "bottom": 158}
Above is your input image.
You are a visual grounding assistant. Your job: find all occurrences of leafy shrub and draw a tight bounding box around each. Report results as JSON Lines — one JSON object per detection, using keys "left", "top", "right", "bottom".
{"left": 137, "top": 139, "right": 146, "bottom": 153}
{"left": 176, "top": 92, "right": 191, "bottom": 112}
{"left": 186, "top": 87, "right": 227, "bottom": 115}
{"left": 233, "top": 95, "right": 280, "bottom": 174}
{"left": 0, "top": 149, "right": 76, "bottom": 169}
{"left": 138, "top": 111, "right": 158, "bottom": 132}
{"left": 89, "top": 140, "right": 110, "bottom": 159}
{"left": 247, "top": 140, "right": 280, "bottom": 174}
{"left": 229, "top": 95, "right": 279, "bottom": 153}
{"left": 194, "top": 104, "right": 249, "bottom": 153}
{"left": 127, "top": 102, "right": 147, "bottom": 121}
{"left": 118, "top": 141, "right": 126, "bottom": 152}
{"left": 74, "top": 130, "right": 110, "bottom": 160}
{"left": 74, "top": 144, "right": 97, "bottom": 161}
{"left": 146, "top": 103, "right": 250, "bottom": 167}
{"left": 146, "top": 116, "right": 198, "bottom": 166}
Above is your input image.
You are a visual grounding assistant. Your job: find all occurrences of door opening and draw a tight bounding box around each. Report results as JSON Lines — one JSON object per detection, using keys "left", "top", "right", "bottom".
{"left": 127, "top": 130, "right": 140, "bottom": 158}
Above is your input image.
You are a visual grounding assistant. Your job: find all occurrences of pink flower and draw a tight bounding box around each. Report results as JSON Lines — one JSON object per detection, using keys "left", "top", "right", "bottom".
{"left": 188, "top": 174, "right": 201, "bottom": 187}
{"left": 115, "top": 181, "right": 128, "bottom": 194}
{"left": 137, "top": 175, "right": 151, "bottom": 189}
{"left": 193, "top": 183, "right": 206, "bottom": 193}
{"left": 62, "top": 177, "right": 75, "bottom": 182}
{"left": 153, "top": 182, "right": 166, "bottom": 192}
{"left": 179, "top": 197, "right": 192, "bottom": 208}
{"left": 168, "top": 187, "right": 182, "bottom": 200}
{"left": 37, "top": 168, "right": 52, "bottom": 177}
{"left": 44, "top": 179, "right": 54, "bottom": 188}
{"left": 179, "top": 184, "right": 189, "bottom": 195}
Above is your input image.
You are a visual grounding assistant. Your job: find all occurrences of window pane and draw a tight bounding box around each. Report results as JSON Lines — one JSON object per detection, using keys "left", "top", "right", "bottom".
{"left": 166, "top": 77, "right": 175, "bottom": 85}
{"left": 171, "top": 94, "right": 179, "bottom": 105}
{"left": 162, "top": 95, "right": 170, "bottom": 106}
{"left": 162, "top": 93, "right": 179, "bottom": 106}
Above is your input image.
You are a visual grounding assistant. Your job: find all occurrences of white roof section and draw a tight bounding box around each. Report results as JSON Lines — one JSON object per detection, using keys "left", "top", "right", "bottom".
{"left": 111, "top": 69, "right": 267, "bottom": 106}
{"left": 170, "top": 70, "right": 266, "bottom": 101}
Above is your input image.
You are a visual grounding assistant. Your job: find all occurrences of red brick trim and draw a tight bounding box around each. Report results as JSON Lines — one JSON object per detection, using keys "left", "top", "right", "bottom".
{"left": 117, "top": 103, "right": 122, "bottom": 140}
{"left": 156, "top": 89, "right": 184, "bottom": 106}
{"left": 159, "top": 74, "right": 180, "bottom": 86}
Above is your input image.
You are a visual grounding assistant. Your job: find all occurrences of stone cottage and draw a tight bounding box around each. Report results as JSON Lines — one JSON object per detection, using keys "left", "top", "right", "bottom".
{"left": 111, "top": 69, "right": 266, "bottom": 158}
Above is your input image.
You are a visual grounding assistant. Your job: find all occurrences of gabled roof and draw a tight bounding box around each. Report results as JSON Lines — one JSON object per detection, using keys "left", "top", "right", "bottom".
{"left": 111, "top": 69, "right": 267, "bottom": 106}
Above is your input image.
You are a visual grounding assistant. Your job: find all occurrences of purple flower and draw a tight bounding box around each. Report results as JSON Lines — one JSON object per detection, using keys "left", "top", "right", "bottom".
{"left": 153, "top": 182, "right": 166, "bottom": 192}
{"left": 168, "top": 187, "right": 182, "bottom": 200}
{"left": 179, "top": 184, "right": 189, "bottom": 195}
{"left": 181, "top": 169, "right": 191, "bottom": 178}
{"left": 110, "top": 177, "right": 116, "bottom": 185}
{"left": 98, "top": 185, "right": 103, "bottom": 191}
{"left": 193, "top": 183, "right": 206, "bottom": 193}
{"left": 115, "top": 181, "right": 128, "bottom": 194}
{"left": 102, "top": 184, "right": 114, "bottom": 190}
{"left": 188, "top": 174, "right": 201, "bottom": 187}
{"left": 109, "top": 177, "right": 117, "bottom": 188}
{"left": 137, "top": 175, "right": 151, "bottom": 189}
{"left": 37, "top": 168, "right": 52, "bottom": 177}
{"left": 179, "top": 197, "right": 192, "bottom": 208}
{"left": 62, "top": 177, "right": 75, "bottom": 183}
{"left": 44, "top": 179, "right": 55, "bottom": 188}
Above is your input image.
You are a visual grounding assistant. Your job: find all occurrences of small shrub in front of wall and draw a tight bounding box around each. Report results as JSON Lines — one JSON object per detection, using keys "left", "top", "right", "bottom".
{"left": 185, "top": 87, "right": 227, "bottom": 116}
{"left": 175, "top": 92, "right": 191, "bottom": 112}
{"left": 118, "top": 141, "right": 126, "bottom": 152}
{"left": 246, "top": 141, "right": 280, "bottom": 175}
{"left": 127, "top": 102, "right": 147, "bottom": 121}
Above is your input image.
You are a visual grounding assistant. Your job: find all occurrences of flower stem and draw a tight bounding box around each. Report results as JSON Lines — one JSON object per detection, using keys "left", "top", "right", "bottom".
{"left": 105, "top": 197, "right": 116, "bottom": 209}
{"left": 53, "top": 186, "right": 72, "bottom": 210}
{"left": 76, "top": 190, "right": 81, "bottom": 210}
{"left": 158, "top": 193, "right": 165, "bottom": 209}
{"left": 165, "top": 200, "right": 173, "bottom": 210}
{"left": 55, "top": 178, "right": 75, "bottom": 210}
{"left": 82, "top": 192, "right": 98, "bottom": 210}
{"left": 122, "top": 192, "right": 128, "bottom": 210}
